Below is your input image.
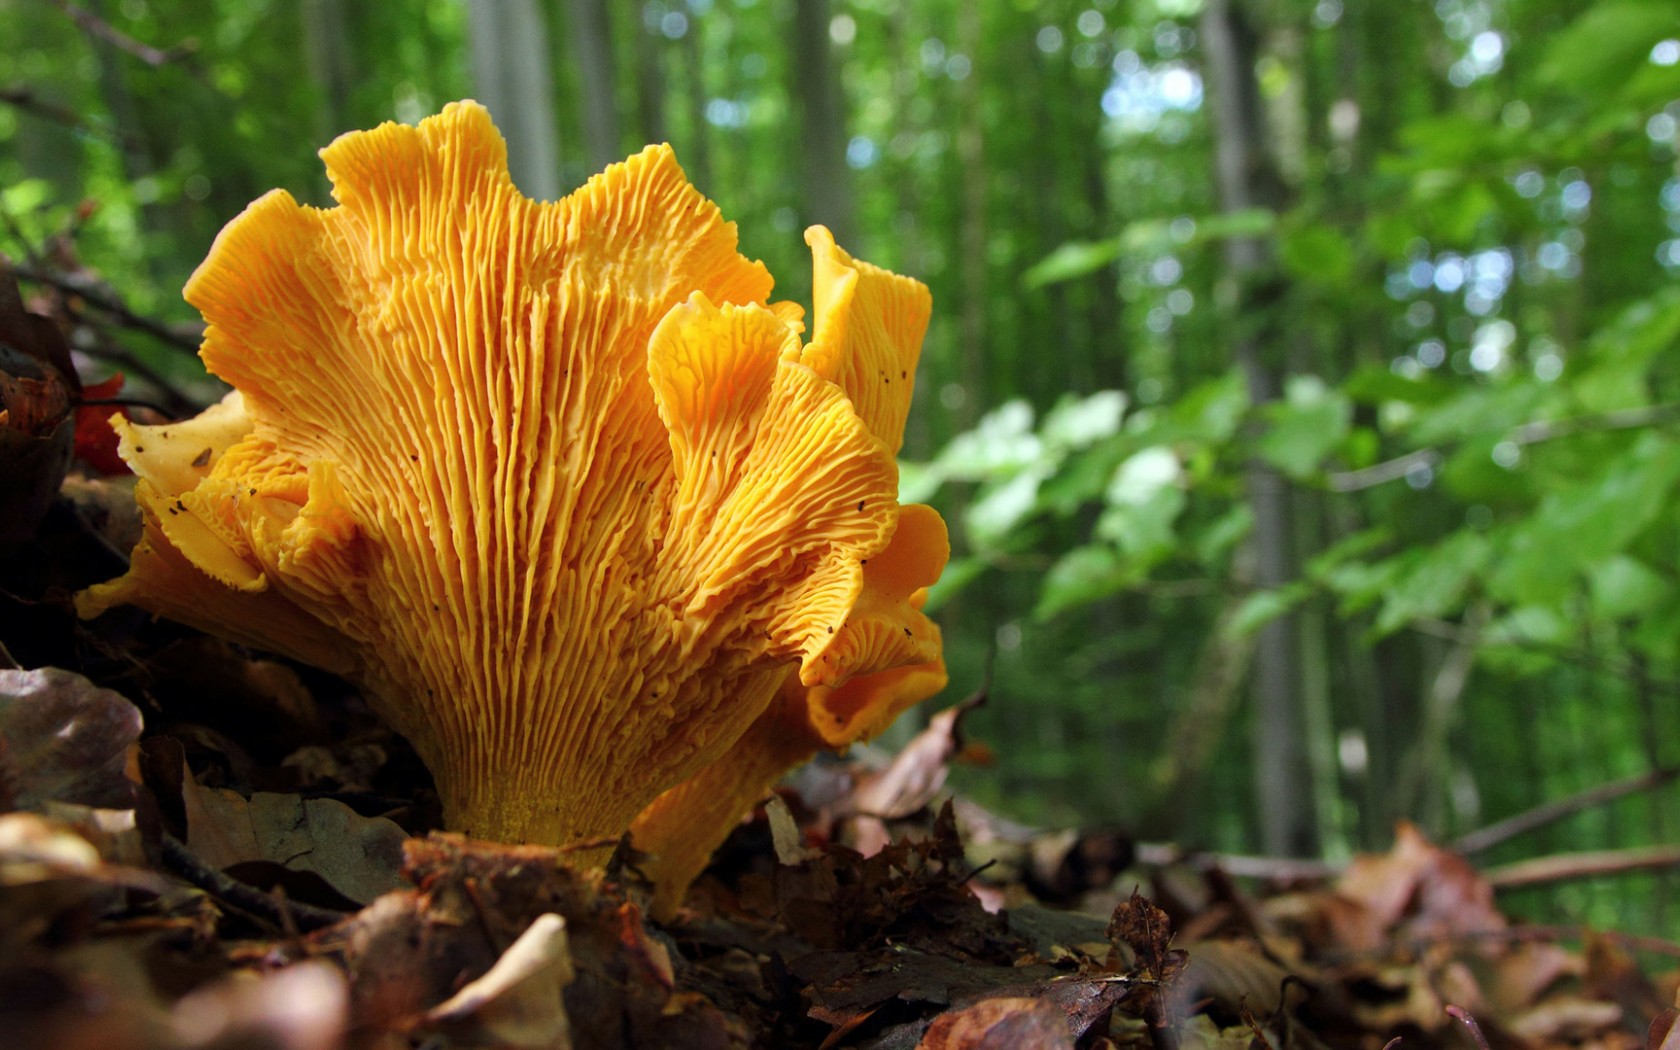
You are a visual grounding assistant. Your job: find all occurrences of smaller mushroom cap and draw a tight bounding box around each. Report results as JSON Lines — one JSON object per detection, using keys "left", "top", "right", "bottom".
{"left": 629, "top": 220, "right": 950, "bottom": 913}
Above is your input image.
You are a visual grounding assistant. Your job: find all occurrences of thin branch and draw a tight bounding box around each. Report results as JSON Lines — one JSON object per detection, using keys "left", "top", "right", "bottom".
{"left": 1328, "top": 449, "right": 1439, "bottom": 493}
{"left": 1133, "top": 842, "right": 1340, "bottom": 882}
{"left": 0, "top": 205, "right": 43, "bottom": 266}
{"left": 1437, "top": 923, "right": 1680, "bottom": 960}
{"left": 0, "top": 84, "right": 142, "bottom": 148}
{"left": 161, "top": 833, "right": 348, "bottom": 933}
{"left": 1454, "top": 766, "right": 1680, "bottom": 856}
{"left": 77, "top": 331, "right": 202, "bottom": 417}
{"left": 14, "top": 263, "right": 204, "bottom": 356}
{"left": 1410, "top": 616, "right": 1680, "bottom": 698}
{"left": 1508, "top": 402, "right": 1680, "bottom": 445}
{"left": 1327, "top": 403, "right": 1680, "bottom": 492}
{"left": 1483, "top": 845, "right": 1680, "bottom": 890}
{"left": 52, "top": 0, "right": 198, "bottom": 68}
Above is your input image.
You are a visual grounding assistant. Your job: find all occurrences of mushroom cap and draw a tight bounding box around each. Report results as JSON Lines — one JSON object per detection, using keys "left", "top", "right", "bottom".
{"left": 628, "top": 226, "right": 948, "bottom": 914}
{"left": 77, "top": 102, "right": 946, "bottom": 852}
{"left": 630, "top": 594, "right": 947, "bottom": 917}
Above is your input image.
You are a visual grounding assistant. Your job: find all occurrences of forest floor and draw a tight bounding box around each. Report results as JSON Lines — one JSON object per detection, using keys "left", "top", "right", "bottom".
{"left": 2, "top": 265, "right": 1678, "bottom": 1050}
{"left": 1, "top": 491, "right": 1677, "bottom": 1050}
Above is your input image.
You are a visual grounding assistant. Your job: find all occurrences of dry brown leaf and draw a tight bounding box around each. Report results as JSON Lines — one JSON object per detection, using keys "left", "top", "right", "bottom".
{"left": 180, "top": 769, "right": 406, "bottom": 905}
{"left": 0, "top": 667, "right": 142, "bottom": 812}
{"left": 167, "top": 960, "right": 348, "bottom": 1050}
{"left": 425, "top": 913, "right": 576, "bottom": 1049}
{"left": 915, "top": 996, "right": 1072, "bottom": 1050}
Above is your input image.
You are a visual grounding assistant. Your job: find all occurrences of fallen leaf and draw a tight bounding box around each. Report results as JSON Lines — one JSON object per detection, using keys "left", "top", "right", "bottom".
{"left": 425, "top": 912, "right": 575, "bottom": 1049}
{"left": 0, "top": 667, "right": 143, "bottom": 812}
{"left": 180, "top": 776, "right": 407, "bottom": 905}
{"left": 916, "top": 996, "right": 1072, "bottom": 1050}
{"left": 73, "top": 372, "right": 130, "bottom": 476}
{"left": 0, "top": 262, "right": 78, "bottom": 541}
{"left": 168, "top": 959, "right": 348, "bottom": 1050}
{"left": 848, "top": 697, "right": 982, "bottom": 823}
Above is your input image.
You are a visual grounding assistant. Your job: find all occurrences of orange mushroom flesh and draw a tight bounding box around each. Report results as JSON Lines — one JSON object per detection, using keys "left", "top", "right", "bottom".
{"left": 77, "top": 102, "right": 946, "bottom": 859}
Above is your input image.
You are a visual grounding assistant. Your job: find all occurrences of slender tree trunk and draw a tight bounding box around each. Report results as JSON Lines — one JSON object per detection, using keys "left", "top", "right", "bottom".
{"left": 954, "top": 0, "right": 986, "bottom": 422}
{"left": 631, "top": 10, "right": 667, "bottom": 146}
{"left": 300, "top": 0, "right": 352, "bottom": 136}
{"left": 791, "top": 0, "right": 855, "bottom": 247}
{"left": 679, "top": 12, "right": 712, "bottom": 192}
{"left": 563, "top": 0, "right": 620, "bottom": 172}
{"left": 466, "top": 0, "right": 562, "bottom": 201}
{"left": 1200, "top": 0, "right": 1318, "bottom": 857}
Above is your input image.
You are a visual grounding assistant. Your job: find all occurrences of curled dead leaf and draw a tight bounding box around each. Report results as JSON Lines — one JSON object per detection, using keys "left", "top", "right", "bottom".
{"left": 915, "top": 996, "right": 1072, "bottom": 1050}
{"left": 0, "top": 667, "right": 142, "bottom": 812}
{"left": 425, "top": 913, "right": 576, "bottom": 1049}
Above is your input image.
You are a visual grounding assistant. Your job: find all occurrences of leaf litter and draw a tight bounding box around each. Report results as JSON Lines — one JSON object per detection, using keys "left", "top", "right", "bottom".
{"left": 0, "top": 442, "right": 1677, "bottom": 1047}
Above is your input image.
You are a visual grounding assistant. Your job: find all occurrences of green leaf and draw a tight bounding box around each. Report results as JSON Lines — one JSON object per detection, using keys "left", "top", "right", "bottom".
{"left": 1107, "top": 446, "right": 1181, "bottom": 505}
{"left": 1571, "top": 288, "right": 1680, "bottom": 412}
{"left": 1041, "top": 390, "right": 1127, "bottom": 451}
{"left": 1306, "top": 527, "right": 1391, "bottom": 579}
{"left": 1342, "top": 366, "right": 1451, "bottom": 407}
{"left": 1589, "top": 555, "right": 1669, "bottom": 621}
{"left": 1169, "top": 369, "right": 1250, "bottom": 444}
{"left": 965, "top": 466, "right": 1049, "bottom": 550}
{"left": 897, "top": 459, "right": 943, "bottom": 504}
{"left": 1184, "top": 208, "right": 1277, "bottom": 244}
{"left": 924, "top": 556, "right": 989, "bottom": 612}
{"left": 1227, "top": 583, "right": 1310, "bottom": 638}
{"left": 1025, "top": 210, "right": 1276, "bottom": 289}
{"left": 1096, "top": 483, "right": 1185, "bottom": 558}
{"left": 1373, "top": 530, "right": 1491, "bottom": 636}
{"left": 1023, "top": 238, "right": 1123, "bottom": 289}
{"left": 1255, "top": 377, "right": 1350, "bottom": 479}
{"left": 1194, "top": 505, "right": 1254, "bottom": 567}
{"left": 1538, "top": 2, "right": 1680, "bottom": 93}
{"left": 934, "top": 400, "right": 1040, "bottom": 481}
{"left": 1036, "top": 544, "right": 1133, "bottom": 619}
{"left": 1038, "top": 434, "right": 1133, "bottom": 516}
{"left": 1487, "top": 433, "right": 1680, "bottom": 605}
{"left": 1278, "top": 224, "right": 1355, "bottom": 288}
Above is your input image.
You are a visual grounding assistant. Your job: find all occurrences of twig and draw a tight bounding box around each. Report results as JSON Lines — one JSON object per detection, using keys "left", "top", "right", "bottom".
{"left": 76, "top": 395, "right": 175, "bottom": 417}
{"left": 1133, "top": 842, "right": 1340, "bottom": 882}
{"left": 1446, "top": 1005, "right": 1491, "bottom": 1050}
{"left": 0, "top": 84, "right": 142, "bottom": 148}
{"left": 52, "top": 0, "right": 198, "bottom": 68}
{"left": 14, "top": 263, "right": 203, "bottom": 356}
{"left": 1328, "top": 449, "right": 1440, "bottom": 492}
{"left": 0, "top": 207, "right": 43, "bottom": 266}
{"left": 161, "top": 833, "right": 349, "bottom": 932}
{"left": 1454, "top": 766, "right": 1680, "bottom": 856}
{"left": 1327, "top": 403, "right": 1680, "bottom": 492}
{"left": 1410, "top": 616, "right": 1680, "bottom": 697}
{"left": 1434, "top": 923, "right": 1680, "bottom": 960}
{"left": 1483, "top": 845, "right": 1680, "bottom": 890}
{"left": 78, "top": 332, "right": 201, "bottom": 416}
{"left": 1507, "top": 402, "right": 1680, "bottom": 445}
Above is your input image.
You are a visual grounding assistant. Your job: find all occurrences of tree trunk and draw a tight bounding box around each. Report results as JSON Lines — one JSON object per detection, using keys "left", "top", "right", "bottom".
{"left": 953, "top": 0, "right": 985, "bottom": 422}
{"left": 678, "top": 11, "right": 712, "bottom": 193}
{"left": 466, "top": 0, "right": 562, "bottom": 201}
{"left": 1200, "top": 0, "right": 1318, "bottom": 857}
{"left": 563, "top": 0, "right": 620, "bottom": 173}
{"left": 791, "top": 0, "right": 855, "bottom": 248}
{"left": 631, "top": 6, "right": 667, "bottom": 146}
{"left": 300, "top": 0, "right": 352, "bottom": 137}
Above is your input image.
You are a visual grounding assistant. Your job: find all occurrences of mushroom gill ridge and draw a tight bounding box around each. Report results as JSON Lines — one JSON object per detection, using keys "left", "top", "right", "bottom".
{"left": 78, "top": 100, "right": 948, "bottom": 855}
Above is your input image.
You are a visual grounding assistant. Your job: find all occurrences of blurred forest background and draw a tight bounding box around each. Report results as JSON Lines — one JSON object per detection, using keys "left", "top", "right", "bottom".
{"left": 3, "top": 0, "right": 1679, "bottom": 932}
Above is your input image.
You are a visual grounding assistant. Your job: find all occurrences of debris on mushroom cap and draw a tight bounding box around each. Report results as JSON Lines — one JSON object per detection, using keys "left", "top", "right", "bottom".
{"left": 76, "top": 100, "right": 948, "bottom": 856}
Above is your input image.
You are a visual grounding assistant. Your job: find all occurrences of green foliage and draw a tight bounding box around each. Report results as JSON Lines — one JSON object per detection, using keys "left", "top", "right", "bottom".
{"left": 4, "top": 0, "right": 1680, "bottom": 931}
